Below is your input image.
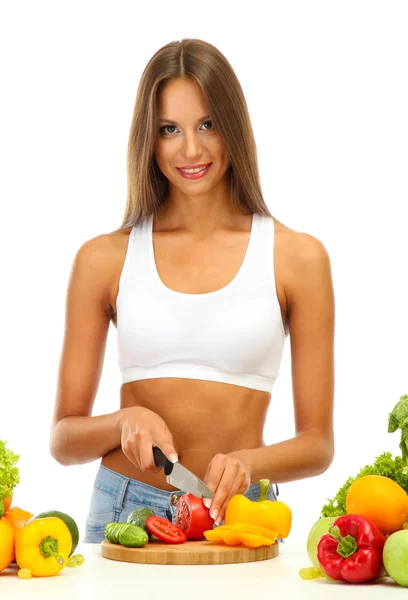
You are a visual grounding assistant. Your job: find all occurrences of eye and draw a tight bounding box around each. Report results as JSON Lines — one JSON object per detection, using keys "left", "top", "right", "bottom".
{"left": 201, "top": 120, "right": 214, "bottom": 131}
{"left": 159, "top": 125, "right": 177, "bottom": 136}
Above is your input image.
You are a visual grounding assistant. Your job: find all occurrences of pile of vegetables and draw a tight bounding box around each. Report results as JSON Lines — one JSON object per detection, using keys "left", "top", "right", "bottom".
{"left": 105, "top": 481, "right": 292, "bottom": 550}
{"left": 301, "top": 394, "right": 408, "bottom": 587}
{"left": 0, "top": 440, "right": 84, "bottom": 579}
{"left": 1, "top": 501, "right": 84, "bottom": 578}
{"left": 321, "top": 394, "right": 408, "bottom": 517}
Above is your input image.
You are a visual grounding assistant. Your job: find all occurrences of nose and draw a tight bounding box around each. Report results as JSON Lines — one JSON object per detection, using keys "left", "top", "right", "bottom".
{"left": 181, "top": 130, "right": 202, "bottom": 160}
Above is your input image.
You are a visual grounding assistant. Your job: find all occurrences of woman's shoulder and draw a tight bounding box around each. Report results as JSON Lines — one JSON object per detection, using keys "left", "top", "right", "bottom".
{"left": 273, "top": 217, "right": 331, "bottom": 267}
{"left": 71, "top": 226, "right": 133, "bottom": 282}
{"left": 77, "top": 226, "right": 132, "bottom": 257}
{"left": 272, "top": 217, "right": 332, "bottom": 314}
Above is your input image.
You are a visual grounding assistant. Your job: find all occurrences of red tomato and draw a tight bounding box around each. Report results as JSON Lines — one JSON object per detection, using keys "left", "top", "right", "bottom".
{"left": 175, "top": 494, "right": 214, "bottom": 540}
{"left": 145, "top": 516, "right": 187, "bottom": 544}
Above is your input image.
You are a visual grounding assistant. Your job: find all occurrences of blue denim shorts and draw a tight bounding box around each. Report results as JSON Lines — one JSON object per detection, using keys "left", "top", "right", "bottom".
{"left": 83, "top": 464, "right": 282, "bottom": 543}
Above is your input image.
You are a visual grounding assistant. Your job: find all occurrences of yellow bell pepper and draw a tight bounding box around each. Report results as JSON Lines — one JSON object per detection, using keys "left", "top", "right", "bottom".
{"left": 209, "top": 522, "right": 278, "bottom": 540}
{"left": 15, "top": 517, "right": 72, "bottom": 577}
{"left": 204, "top": 527, "right": 274, "bottom": 548}
{"left": 225, "top": 479, "right": 292, "bottom": 538}
{"left": 204, "top": 522, "right": 278, "bottom": 548}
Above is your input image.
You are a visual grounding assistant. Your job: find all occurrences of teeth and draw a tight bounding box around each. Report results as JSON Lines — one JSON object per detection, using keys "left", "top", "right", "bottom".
{"left": 180, "top": 165, "right": 208, "bottom": 174}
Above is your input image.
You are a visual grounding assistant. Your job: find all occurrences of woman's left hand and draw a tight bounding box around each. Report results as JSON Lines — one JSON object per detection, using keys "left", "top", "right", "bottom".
{"left": 202, "top": 451, "right": 252, "bottom": 526}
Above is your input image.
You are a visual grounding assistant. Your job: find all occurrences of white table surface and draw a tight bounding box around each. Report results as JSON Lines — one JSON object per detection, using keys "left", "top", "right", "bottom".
{"left": 0, "top": 542, "right": 406, "bottom": 599}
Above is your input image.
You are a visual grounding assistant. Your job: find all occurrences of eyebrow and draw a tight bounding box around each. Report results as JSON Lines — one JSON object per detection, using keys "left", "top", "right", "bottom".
{"left": 158, "top": 114, "right": 211, "bottom": 125}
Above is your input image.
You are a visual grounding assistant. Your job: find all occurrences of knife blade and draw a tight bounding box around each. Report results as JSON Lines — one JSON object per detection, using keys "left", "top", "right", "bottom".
{"left": 153, "top": 446, "right": 214, "bottom": 499}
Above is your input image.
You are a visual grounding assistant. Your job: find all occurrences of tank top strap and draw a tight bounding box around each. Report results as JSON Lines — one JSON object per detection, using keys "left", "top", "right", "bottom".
{"left": 240, "top": 213, "right": 276, "bottom": 290}
{"left": 119, "top": 217, "right": 154, "bottom": 289}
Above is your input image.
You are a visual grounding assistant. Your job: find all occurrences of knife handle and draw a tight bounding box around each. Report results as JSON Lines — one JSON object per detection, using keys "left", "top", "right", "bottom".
{"left": 153, "top": 446, "right": 174, "bottom": 476}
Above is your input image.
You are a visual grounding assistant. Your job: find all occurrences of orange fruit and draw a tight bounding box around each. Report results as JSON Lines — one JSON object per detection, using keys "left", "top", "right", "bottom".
{"left": 346, "top": 475, "right": 408, "bottom": 535}
{"left": 4, "top": 507, "right": 33, "bottom": 530}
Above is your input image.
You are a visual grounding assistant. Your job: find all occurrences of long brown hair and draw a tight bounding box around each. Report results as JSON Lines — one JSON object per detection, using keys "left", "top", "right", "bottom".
{"left": 121, "top": 38, "right": 272, "bottom": 227}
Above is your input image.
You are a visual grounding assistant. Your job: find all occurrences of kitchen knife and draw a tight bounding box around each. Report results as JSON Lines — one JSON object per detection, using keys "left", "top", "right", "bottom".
{"left": 153, "top": 446, "right": 214, "bottom": 499}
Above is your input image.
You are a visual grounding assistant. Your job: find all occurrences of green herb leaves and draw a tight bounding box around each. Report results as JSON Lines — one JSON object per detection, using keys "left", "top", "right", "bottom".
{"left": 0, "top": 440, "right": 20, "bottom": 502}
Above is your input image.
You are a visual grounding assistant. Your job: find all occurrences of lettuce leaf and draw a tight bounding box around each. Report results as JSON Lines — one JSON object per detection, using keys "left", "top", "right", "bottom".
{"left": 0, "top": 440, "right": 20, "bottom": 502}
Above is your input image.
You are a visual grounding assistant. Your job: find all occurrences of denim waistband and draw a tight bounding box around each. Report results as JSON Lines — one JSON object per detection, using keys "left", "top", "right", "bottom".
{"left": 95, "top": 463, "right": 278, "bottom": 509}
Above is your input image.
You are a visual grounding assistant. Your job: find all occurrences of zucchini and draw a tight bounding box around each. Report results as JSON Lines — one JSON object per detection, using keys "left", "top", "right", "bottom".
{"left": 28, "top": 510, "right": 79, "bottom": 557}
{"left": 105, "top": 522, "right": 148, "bottom": 547}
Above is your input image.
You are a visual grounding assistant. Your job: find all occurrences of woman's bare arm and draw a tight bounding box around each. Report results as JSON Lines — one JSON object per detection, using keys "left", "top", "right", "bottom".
{"left": 199, "top": 230, "right": 336, "bottom": 522}
{"left": 231, "top": 232, "right": 335, "bottom": 482}
{"left": 49, "top": 234, "right": 123, "bottom": 465}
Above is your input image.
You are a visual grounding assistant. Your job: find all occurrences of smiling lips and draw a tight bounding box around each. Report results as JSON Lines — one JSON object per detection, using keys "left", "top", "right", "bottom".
{"left": 176, "top": 163, "right": 212, "bottom": 179}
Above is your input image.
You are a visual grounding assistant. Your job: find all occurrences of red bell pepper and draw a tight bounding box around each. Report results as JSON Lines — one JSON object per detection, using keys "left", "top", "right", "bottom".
{"left": 317, "top": 514, "right": 386, "bottom": 583}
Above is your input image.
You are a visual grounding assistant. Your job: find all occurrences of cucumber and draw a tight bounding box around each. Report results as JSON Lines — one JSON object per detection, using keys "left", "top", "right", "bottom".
{"left": 105, "top": 522, "right": 127, "bottom": 544}
{"left": 119, "top": 524, "right": 148, "bottom": 547}
{"left": 28, "top": 511, "right": 79, "bottom": 557}
{"left": 127, "top": 508, "right": 155, "bottom": 538}
{"left": 105, "top": 522, "right": 148, "bottom": 547}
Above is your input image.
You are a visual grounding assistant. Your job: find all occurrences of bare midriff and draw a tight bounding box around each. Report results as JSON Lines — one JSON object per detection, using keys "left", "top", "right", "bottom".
{"left": 100, "top": 212, "right": 289, "bottom": 490}
{"left": 101, "top": 378, "right": 271, "bottom": 490}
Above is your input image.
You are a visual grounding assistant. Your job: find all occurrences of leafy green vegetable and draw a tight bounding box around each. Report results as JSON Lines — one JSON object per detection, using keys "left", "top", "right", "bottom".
{"left": 321, "top": 394, "right": 408, "bottom": 518}
{"left": 388, "top": 394, "right": 408, "bottom": 461}
{"left": 0, "top": 440, "right": 20, "bottom": 502}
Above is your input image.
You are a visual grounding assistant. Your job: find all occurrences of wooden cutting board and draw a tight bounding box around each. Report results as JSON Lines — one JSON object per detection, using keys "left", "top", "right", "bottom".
{"left": 101, "top": 538, "right": 279, "bottom": 565}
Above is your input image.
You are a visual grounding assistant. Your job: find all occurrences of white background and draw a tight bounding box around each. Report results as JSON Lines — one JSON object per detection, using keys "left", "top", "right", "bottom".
{"left": 1, "top": 1, "right": 407, "bottom": 546}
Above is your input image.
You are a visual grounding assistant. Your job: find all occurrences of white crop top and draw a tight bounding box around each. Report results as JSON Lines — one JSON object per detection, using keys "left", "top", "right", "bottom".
{"left": 116, "top": 212, "right": 286, "bottom": 393}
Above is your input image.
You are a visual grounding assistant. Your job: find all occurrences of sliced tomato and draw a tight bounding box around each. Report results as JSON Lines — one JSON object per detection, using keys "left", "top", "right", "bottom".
{"left": 145, "top": 516, "right": 187, "bottom": 544}
{"left": 175, "top": 493, "right": 214, "bottom": 540}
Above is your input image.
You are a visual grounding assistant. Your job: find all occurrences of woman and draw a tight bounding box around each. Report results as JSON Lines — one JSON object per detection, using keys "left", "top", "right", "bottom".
{"left": 49, "top": 38, "right": 335, "bottom": 543}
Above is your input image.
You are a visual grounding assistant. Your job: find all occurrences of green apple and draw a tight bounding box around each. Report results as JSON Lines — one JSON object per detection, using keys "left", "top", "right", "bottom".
{"left": 383, "top": 530, "right": 408, "bottom": 587}
{"left": 306, "top": 516, "right": 337, "bottom": 568}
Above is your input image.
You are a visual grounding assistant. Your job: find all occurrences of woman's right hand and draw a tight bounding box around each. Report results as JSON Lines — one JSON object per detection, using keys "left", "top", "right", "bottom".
{"left": 117, "top": 406, "right": 178, "bottom": 472}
